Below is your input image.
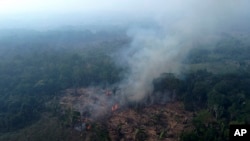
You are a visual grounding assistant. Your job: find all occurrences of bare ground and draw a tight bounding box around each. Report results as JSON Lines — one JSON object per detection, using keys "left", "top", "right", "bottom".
{"left": 59, "top": 88, "right": 194, "bottom": 141}
{"left": 108, "top": 102, "right": 194, "bottom": 141}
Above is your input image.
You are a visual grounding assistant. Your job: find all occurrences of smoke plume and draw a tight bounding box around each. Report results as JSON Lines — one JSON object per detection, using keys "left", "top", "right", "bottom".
{"left": 119, "top": 0, "right": 250, "bottom": 102}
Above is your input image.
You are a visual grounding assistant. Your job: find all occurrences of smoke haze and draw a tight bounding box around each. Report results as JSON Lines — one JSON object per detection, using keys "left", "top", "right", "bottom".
{"left": 1, "top": 0, "right": 250, "bottom": 101}
{"left": 117, "top": 0, "right": 250, "bottom": 101}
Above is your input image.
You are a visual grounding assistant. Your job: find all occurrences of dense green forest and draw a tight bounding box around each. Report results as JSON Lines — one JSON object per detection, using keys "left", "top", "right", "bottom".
{"left": 0, "top": 29, "right": 129, "bottom": 134}
{"left": 0, "top": 29, "right": 250, "bottom": 141}
{"left": 153, "top": 70, "right": 250, "bottom": 141}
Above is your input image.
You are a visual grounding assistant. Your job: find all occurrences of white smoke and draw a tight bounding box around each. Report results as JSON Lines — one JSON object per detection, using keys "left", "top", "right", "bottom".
{"left": 119, "top": 0, "right": 250, "bottom": 101}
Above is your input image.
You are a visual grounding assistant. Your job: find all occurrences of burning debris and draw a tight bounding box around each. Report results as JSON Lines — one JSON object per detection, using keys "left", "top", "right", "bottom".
{"left": 59, "top": 85, "right": 177, "bottom": 122}
{"left": 107, "top": 102, "right": 194, "bottom": 141}
{"left": 111, "top": 103, "right": 119, "bottom": 112}
{"left": 60, "top": 87, "right": 120, "bottom": 118}
{"left": 60, "top": 85, "right": 178, "bottom": 115}
{"left": 59, "top": 86, "right": 193, "bottom": 140}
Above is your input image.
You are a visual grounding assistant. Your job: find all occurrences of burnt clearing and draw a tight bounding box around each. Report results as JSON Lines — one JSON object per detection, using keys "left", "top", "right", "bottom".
{"left": 59, "top": 87, "right": 194, "bottom": 141}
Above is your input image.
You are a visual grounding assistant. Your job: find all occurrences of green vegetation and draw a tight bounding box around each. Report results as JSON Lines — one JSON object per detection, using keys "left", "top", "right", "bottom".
{"left": 0, "top": 30, "right": 249, "bottom": 140}
{"left": 153, "top": 33, "right": 250, "bottom": 140}
{"left": 154, "top": 70, "right": 250, "bottom": 141}
{"left": 180, "top": 70, "right": 250, "bottom": 141}
{"left": 0, "top": 29, "right": 129, "bottom": 136}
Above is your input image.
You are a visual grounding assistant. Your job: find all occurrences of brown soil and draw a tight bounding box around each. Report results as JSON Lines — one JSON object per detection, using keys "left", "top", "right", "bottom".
{"left": 107, "top": 102, "right": 194, "bottom": 141}
{"left": 59, "top": 88, "right": 194, "bottom": 141}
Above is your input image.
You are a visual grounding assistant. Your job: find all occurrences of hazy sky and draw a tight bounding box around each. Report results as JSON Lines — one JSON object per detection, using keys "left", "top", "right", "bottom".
{"left": 1, "top": 0, "right": 250, "bottom": 102}
{"left": 0, "top": 0, "right": 186, "bottom": 29}
{"left": 0, "top": 0, "right": 249, "bottom": 30}
{"left": 0, "top": 0, "right": 178, "bottom": 14}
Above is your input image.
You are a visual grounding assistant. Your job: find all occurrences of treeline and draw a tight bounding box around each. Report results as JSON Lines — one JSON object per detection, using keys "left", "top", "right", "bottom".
{"left": 0, "top": 30, "right": 128, "bottom": 133}
{"left": 153, "top": 70, "right": 250, "bottom": 141}
{"left": 186, "top": 33, "right": 250, "bottom": 64}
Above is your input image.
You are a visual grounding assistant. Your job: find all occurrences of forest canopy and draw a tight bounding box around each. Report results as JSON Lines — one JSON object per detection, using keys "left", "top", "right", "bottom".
{"left": 0, "top": 29, "right": 249, "bottom": 141}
